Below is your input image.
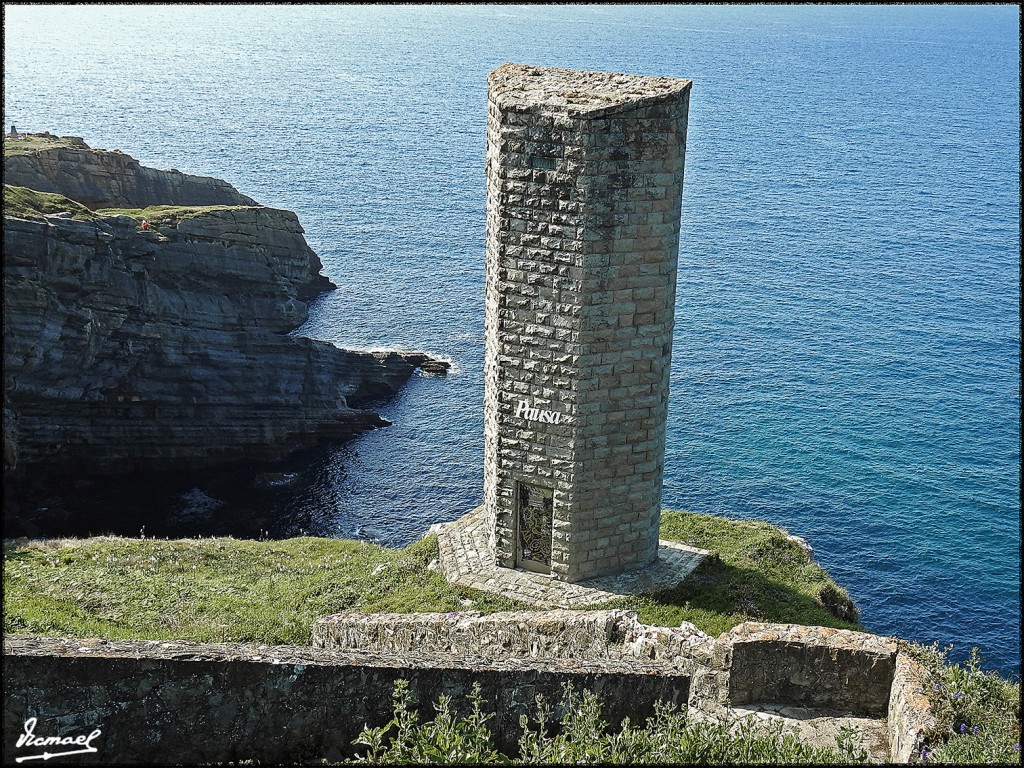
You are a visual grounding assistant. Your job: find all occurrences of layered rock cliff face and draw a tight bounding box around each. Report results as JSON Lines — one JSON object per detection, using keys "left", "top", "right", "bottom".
{"left": 4, "top": 133, "right": 258, "bottom": 209}
{"left": 3, "top": 134, "right": 442, "bottom": 501}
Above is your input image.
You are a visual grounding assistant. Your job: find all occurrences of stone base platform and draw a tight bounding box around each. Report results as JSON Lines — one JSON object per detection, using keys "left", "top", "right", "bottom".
{"left": 435, "top": 506, "right": 711, "bottom": 608}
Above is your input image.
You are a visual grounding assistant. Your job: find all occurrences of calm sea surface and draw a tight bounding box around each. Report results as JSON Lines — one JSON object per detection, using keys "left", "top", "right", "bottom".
{"left": 4, "top": 5, "right": 1019, "bottom": 678}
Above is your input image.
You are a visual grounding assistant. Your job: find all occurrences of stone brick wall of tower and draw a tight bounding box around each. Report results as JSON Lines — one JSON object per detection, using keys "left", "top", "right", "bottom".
{"left": 572, "top": 98, "right": 688, "bottom": 579}
{"left": 484, "top": 73, "right": 690, "bottom": 582}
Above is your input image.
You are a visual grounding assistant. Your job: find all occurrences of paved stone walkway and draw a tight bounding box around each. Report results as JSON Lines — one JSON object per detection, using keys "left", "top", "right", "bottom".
{"left": 436, "top": 506, "right": 711, "bottom": 608}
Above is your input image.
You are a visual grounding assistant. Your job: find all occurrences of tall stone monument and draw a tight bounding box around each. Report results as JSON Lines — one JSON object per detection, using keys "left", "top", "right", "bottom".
{"left": 438, "top": 63, "right": 703, "bottom": 605}
{"left": 481, "top": 64, "right": 692, "bottom": 583}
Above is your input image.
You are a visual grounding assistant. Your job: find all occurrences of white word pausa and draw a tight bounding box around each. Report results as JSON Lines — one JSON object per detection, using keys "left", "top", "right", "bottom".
{"left": 514, "top": 400, "right": 563, "bottom": 425}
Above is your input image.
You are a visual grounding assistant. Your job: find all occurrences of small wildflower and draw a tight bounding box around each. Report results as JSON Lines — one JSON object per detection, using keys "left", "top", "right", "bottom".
{"left": 1014, "top": 743, "right": 1020, "bottom": 751}
{"left": 933, "top": 683, "right": 941, "bottom": 691}
{"left": 953, "top": 691, "right": 963, "bottom": 699}
{"left": 972, "top": 725, "right": 980, "bottom": 735}
{"left": 959, "top": 723, "right": 967, "bottom": 734}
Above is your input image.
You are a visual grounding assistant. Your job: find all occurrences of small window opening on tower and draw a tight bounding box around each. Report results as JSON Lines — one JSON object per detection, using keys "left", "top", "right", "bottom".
{"left": 530, "top": 155, "right": 556, "bottom": 171}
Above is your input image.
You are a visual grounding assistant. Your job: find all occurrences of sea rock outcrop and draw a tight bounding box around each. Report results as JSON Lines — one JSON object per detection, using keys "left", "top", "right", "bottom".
{"left": 3, "top": 134, "right": 446, "bottom": 502}
{"left": 4, "top": 133, "right": 258, "bottom": 209}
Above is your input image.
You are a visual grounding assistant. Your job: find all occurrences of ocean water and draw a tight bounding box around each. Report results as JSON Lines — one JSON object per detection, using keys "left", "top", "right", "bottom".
{"left": 4, "top": 5, "right": 1019, "bottom": 678}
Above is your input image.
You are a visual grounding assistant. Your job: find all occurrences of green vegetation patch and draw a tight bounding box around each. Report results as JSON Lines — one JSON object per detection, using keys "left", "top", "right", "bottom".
{"left": 352, "top": 680, "right": 872, "bottom": 764}
{"left": 3, "top": 184, "right": 100, "bottom": 222}
{"left": 907, "top": 642, "right": 1021, "bottom": 764}
{"left": 3, "top": 534, "right": 522, "bottom": 645}
{"left": 95, "top": 203, "right": 256, "bottom": 224}
{"left": 4, "top": 510, "right": 860, "bottom": 645}
{"left": 609, "top": 510, "right": 862, "bottom": 636}
{"left": 3, "top": 133, "right": 85, "bottom": 157}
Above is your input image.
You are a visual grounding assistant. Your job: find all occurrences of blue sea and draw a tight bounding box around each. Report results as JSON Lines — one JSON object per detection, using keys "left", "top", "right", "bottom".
{"left": 4, "top": 5, "right": 1020, "bottom": 678}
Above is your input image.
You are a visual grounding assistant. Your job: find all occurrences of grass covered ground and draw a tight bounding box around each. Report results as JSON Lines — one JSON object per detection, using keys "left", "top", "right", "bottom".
{"left": 3, "top": 132, "right": 85, "bottom": 156}
{"left": 2, "top": 510, "right": 857, "bottom": 644}
{"left": 93, "top": 203, "right": 257, "bottom": 226}
{"left": 3, "top": 533, "right": 522, "bottom": 644}
{"left": 3, "top": 184, "right": 250, "bottom": 230}
{"left": 616, "top": 512, "right": 859, "bottom": 636}
{"left": 3, "top": 183, "right": 100, "bottom": 222}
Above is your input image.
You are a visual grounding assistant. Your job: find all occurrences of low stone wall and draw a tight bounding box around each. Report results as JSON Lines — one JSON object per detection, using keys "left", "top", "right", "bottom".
{"left": 314, "top": 613, "right": 902, "bottom": 718}
{"left": 5, "top": 617, "right": 938, "bottom": 764}
{"left": 315, "top": 609, "right": 624, "bottom": 660}
{"left": 721, "top": 622, "right": 898, "bottom": 716}
{"left": 313, "top": 609, "right": 712, "bottom": 673}
{"left": 315, "top": 612, "right": 939, "bottom": 763}
{"left": 887, "top": 651, "right": 937, "bottom": 763}
{"left": 3, "top": 635, "right": 688, "bottom": 764}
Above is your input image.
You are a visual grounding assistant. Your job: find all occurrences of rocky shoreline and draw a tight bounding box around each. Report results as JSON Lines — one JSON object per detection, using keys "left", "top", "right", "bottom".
{"left": 3, "top": 132, "right": 447, "bottom": 528}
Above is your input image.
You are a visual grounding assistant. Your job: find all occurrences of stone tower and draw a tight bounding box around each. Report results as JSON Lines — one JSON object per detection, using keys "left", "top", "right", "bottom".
{"left": 483, "top": 63, "right": 691, "bottom": 582}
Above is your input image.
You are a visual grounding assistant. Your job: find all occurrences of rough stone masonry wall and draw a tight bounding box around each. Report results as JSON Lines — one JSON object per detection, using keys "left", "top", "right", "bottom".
{"left": 4, "top": 618, "right": 937, "bottom": 763}
{"left": 721, "top": 622, "right": 899, "bottom": 717}
{"left": 572, "top": 81, "right": 688, "bottom": 579}
{"left": 2, "top": 635, "right": 688, "bottom": 764}
{"left": 484, "top": 64, "right": 691, "bottom": 582}
{"left": 887, "top": 651, "right": 938, "bottom": 763}
{"left": 313, "top": 610, "right": 712, "bottom": 674}
{"left": 483, "top": 68, "right": 584, "bottom": 576}
{"left": 316, "top": 612, "right": 934, "bottom": 764}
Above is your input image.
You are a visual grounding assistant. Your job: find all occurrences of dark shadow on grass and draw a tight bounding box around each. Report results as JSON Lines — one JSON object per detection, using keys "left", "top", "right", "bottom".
{"left": 648, "top": 558, "right": 862, "bottom": 631}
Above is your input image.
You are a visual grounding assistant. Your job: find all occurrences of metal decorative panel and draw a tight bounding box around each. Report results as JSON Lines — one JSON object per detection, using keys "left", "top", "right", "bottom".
{"left": 517, "top": 482, "right": 553, "bottom": 570}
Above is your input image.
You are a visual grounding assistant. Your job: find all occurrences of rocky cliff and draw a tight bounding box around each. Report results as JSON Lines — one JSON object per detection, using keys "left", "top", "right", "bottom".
{"left": 4, "top": 132, "right": 258, "bottom": 209}
{"left": 3, "top": 135, "right": 444, "bottom": 511}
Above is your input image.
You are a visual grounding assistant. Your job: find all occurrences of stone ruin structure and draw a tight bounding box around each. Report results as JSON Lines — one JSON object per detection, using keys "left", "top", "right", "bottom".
{"left": 479, "top": 63, "right": 692, "bottom": 583}
{"left": 3, "top": 613, "right": 936, "bottom": 763}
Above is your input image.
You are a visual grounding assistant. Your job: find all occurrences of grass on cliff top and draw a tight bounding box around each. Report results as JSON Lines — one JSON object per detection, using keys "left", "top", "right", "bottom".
{"left": 616, "top": 512, "right": 861, "bottom": 636}
{"left": 2, "top": 132, "right": 84, "bottom": 156}
{"left": 2, "top": 510, "right": 858, "bottom": 645}
{"left": 3, "top": 534, "right": 523, "bottom": 645}
{"left": 3, "top": 183, "right": 100, "bottom": 222}
{"left": 2, "top": 186, "right": 255, "bottom": 231}
{"left": 95, "top": 203, "right": 257, "bottom": 224}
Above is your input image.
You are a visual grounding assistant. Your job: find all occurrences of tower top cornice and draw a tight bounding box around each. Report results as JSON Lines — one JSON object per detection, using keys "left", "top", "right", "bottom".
{"left": 488, "top": 63, "right": 692, "bottom": 118}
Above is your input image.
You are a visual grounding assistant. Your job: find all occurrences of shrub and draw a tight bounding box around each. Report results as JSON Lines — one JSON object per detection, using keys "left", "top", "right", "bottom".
{"left": 352, "top": 680, "right": 504, "bottom": 764}
{"left": 351, "top": 681, "right": 871, "bottom": 765}
{"left": 817, "top": 583, "right": 859, "bottom": 622}
{"left": 907, "top": 642, "right": 1021, "bottom": 764}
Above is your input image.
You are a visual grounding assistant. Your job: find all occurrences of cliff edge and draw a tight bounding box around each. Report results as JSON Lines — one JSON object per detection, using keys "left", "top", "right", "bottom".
{"left": 3, "top": 134, "right": 445, "bottom": 513}
{"left": 4, "top": 132, "right": 259, "bottom": 209}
